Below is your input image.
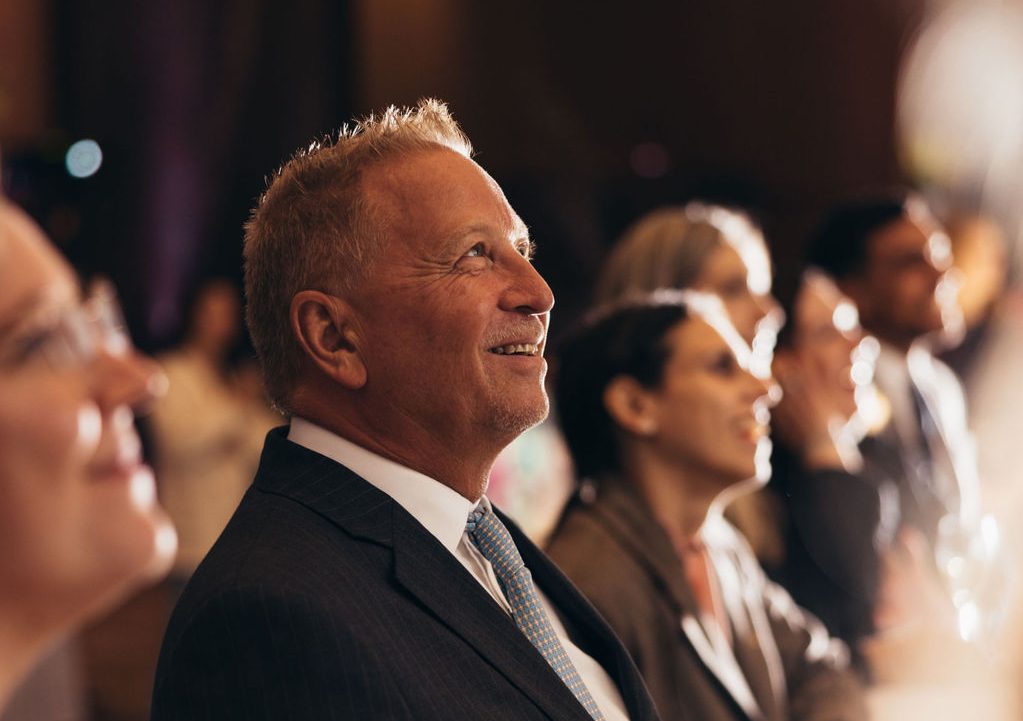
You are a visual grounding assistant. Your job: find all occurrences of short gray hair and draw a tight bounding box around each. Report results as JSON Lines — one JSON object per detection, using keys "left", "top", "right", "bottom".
{"left": 243, "top": 98, "right": 472, "bottom": 414}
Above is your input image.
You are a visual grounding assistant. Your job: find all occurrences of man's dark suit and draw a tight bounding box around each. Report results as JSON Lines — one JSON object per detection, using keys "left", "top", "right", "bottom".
{"left": 151, "top": 428, "right": 660, "bottom": 721}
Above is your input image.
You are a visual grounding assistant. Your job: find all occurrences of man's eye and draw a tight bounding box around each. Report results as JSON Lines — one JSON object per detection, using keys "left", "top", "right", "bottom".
{"left": 465, "top": 243, "right": 486, "bottom": 258}
{"left": 517, "top": 240, "right": 536, "bottom": 260}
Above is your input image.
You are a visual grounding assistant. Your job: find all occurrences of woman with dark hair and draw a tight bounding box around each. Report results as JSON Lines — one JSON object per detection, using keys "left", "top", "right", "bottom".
{"left": 547, "top": 291, "right": 866, "bottom": 721}
{"left": 0, "top": 199, "right": 176, "bottom": 709}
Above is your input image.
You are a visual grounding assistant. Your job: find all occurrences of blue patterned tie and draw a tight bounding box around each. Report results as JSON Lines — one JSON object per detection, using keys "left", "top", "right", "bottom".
{"left": 466, "top": 506, "right": 606, "bottom": 721}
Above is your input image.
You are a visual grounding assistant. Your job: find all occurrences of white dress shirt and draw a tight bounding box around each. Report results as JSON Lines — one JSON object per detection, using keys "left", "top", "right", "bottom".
{"left": 288, "top": 417, "right": 629, "bottom": 721}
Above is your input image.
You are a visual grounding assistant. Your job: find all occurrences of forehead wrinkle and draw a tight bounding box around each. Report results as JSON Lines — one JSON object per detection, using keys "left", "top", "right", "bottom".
{"left": 448, "top": 217, "right": 530, "bottom": 247}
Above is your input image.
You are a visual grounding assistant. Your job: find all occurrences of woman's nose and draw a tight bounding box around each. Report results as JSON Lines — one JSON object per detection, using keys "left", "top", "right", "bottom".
{"left": 92, "top": 347, "right": 167, "bottom": 415}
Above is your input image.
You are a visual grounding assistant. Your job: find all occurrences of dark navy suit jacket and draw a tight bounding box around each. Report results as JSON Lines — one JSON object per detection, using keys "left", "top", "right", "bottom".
{"left": 151, "top": 427, "right": 660, "bottom": 721}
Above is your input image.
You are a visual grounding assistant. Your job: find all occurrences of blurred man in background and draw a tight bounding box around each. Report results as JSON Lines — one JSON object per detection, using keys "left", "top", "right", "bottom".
{"left": 806, "top": 193, "right": 1001, "bottom": 664}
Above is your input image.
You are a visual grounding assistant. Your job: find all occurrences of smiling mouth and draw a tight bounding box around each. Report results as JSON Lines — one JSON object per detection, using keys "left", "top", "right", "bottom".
{"left": 488, "top": 343, "right": 539, "bottom": 356}
{"left": 739, "top": 422, "right": 768, "bottom": 443}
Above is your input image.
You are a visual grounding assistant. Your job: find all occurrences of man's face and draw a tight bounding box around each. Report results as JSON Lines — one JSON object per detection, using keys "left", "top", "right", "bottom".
{"left": 349, "top": 148, "right": 554, "bottom": 453}
{"left": 853, "top": 213, "right": 955, "bottom": 347}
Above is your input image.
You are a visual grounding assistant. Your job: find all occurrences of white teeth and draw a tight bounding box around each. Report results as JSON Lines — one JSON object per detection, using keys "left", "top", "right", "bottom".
{"left": 490, "top": 343, "right": 538, "bottom": 356}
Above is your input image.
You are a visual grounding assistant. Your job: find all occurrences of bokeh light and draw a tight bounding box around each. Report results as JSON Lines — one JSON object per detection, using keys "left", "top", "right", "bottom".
{"left": 65, "top": 138, "right": 103, "bottom": 178}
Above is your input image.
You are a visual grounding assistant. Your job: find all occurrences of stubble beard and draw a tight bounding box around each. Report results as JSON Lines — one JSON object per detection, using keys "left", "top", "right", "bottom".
{"left": 486, "top": 386, "right": 551, "bottom": 447}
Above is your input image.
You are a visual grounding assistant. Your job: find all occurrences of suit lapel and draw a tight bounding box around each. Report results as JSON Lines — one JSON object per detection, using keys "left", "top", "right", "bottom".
{"left": 706, "top": 522, "right": 782, "bottom": 721}
{"left": 255, "top": 429, "right": 593, "bottom": 721}
{"left": 391, "top": 509, "right": 595, "bottom": 721}
{"left": 586, "top": 481, "right": 769, "bottom": 721}
{"left": 500, "top": 509, "right": 660, "bottom": 721}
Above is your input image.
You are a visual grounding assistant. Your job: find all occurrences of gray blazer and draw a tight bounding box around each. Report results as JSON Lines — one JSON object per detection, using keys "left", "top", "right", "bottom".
{"left": 151, "top": 428, "right": 661, "bottom": 721}
{"left": 546, "top": 480, "right": 867, "bottom": 721}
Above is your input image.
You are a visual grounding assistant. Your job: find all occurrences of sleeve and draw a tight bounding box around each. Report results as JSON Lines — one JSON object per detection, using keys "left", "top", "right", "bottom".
{"left": 785, "top": 465, "right": 892, "bottom": 648}
{"left": 151, "top": 586, "right": 410, "bottom": 721}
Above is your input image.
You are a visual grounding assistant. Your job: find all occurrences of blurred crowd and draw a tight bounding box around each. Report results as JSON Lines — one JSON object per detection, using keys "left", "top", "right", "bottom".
{"left": 2, "top": 101, "right": 1023, "bottom": 721}
{"left": 485, "top": 190, "right": 1021, "bottom": 719}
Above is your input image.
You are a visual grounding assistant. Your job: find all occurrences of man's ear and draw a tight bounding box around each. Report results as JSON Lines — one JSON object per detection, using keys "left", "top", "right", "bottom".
{"left": 291, "top": 290, "right": 367, "bottom": 390}
{"left": 603, "top": 375, "right": 659, "bottom": 437}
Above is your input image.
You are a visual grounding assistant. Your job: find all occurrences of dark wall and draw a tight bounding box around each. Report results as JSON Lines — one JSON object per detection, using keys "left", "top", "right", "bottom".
{"left": 450, "top": 0, "right": 924, "bottom": 332}
{"left": 11, "top": 0, "right": 925, "bottom": 345}
{"left": 50, "top": 0, "right": 354, "bottom": 348}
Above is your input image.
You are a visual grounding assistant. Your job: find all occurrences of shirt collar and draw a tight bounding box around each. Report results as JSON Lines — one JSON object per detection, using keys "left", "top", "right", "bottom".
{"left": 873, "top": 342, "right": 910, "bottom": 394}
{"left": 288, "top": 416, "right": 477, "bottom": 553}
{"left": 873, "top": 342, "right": 925, "bottom": 445}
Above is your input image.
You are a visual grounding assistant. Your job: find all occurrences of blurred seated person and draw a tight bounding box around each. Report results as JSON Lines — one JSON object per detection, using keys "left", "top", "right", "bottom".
{"left": 0, "top": 198, "right": 176, "bottom": 708}
{"left": 805, "top": 193, "right": 983, "bottom": 579}
{"left": 149, "top": 279, "right": 277, "bottom": 586}
{"left": 765, "top": 267, "right": 901, "bottom": 670}
{"left": 597, "top": 202, "right": 781, "bottom": 374}
{"left": 805, "top": 192, "right": 1006, "bottom": 674}
{"left": 595, "top": 203, "right": 785, "bottom": 561}
{"left": 546, "top": 291, "right": 866, "bottom": 721}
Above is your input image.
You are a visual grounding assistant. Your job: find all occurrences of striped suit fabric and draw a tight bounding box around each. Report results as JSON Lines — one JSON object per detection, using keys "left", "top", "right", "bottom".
{"left": 151, "top": 427, "right": 661, "bottom": 721}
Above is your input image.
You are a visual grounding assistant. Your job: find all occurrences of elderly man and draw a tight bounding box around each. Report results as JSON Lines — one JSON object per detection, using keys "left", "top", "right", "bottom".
{"left": 151, "top": 100, "right": 659, "bottom": 721}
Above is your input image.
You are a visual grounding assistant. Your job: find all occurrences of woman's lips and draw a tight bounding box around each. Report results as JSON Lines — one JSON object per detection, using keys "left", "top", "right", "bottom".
{"left": 89, "top": 433, "right": 143, "bottom": 482}
{"left": 738, "top": 420, "right": 768, "bottom": 444}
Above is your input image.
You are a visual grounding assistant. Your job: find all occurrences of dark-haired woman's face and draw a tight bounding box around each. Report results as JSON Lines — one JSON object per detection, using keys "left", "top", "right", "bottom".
{"left": 644, "top": 318, "right": 771, "bottom": 491}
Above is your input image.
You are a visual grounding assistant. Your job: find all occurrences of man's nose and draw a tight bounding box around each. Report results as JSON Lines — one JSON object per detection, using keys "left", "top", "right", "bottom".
{"left": 503, "top": 253, "right": 555, "bottom": 315}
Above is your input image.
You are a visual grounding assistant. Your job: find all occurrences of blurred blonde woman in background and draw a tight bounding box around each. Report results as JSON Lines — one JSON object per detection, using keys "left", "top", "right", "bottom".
{"left": 0, "top": 198, "right": 176, "bottom": 708}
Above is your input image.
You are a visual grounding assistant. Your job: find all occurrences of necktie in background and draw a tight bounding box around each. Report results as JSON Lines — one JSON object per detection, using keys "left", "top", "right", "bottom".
{"left": 466, "top": 506, "right": 606, "bottom": 721}
{"left": 908, "top": 381, "right": 960, "bottom": 540}
{"left": 678, "top": 536, "right": 732, "bottom": 655}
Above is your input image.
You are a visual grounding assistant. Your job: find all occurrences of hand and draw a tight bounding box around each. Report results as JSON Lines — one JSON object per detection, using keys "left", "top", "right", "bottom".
{"left": 874, "top": 527, "right": 954, "bottom": 633}
{"left": 771, "top": 351, "right": 848, "bottom": 469}
{"left": 863, "top": 527, "right": 986, "bottom": 685}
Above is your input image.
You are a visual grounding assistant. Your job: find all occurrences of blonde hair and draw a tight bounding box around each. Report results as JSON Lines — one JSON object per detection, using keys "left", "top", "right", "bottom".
{"left": 244, "top": 98, "right": 472, "bottom": 413}
{"left": 596, "top": 202, "right": 768, "bottom": 303}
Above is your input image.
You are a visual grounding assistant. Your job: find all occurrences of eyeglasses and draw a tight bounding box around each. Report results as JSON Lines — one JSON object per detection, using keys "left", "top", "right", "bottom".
{"left": 0, "top": 279, "right": 132, "bottom": 371}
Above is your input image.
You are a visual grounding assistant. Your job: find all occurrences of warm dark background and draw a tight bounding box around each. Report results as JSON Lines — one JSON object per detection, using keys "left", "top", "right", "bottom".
{"left": 0, "top": 0, "right": 920, "bottom": 349}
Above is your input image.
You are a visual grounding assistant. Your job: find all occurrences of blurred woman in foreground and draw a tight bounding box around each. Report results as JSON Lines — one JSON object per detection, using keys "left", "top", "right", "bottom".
{"left": 0, "top": 199, "right": 176, "bottom": 707}
{"left": 547, "top": 291, "right": 865, "bottom": 721}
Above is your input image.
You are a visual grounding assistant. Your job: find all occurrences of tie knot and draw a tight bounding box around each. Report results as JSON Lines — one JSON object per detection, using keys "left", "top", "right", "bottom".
{"left": 466, "top": 508, "right": 485, "bottom": 533}
{"left": 466, "top": 505, "right": 525, "bottom": 578}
